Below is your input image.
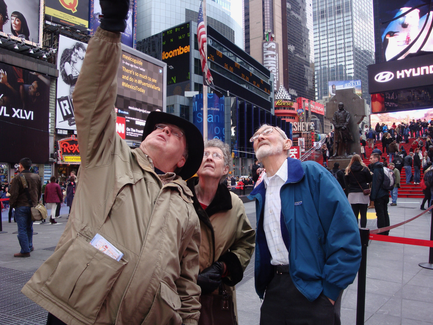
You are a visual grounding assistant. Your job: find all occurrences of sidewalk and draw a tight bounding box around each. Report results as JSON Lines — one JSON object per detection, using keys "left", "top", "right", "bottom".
{"left": 1, "top": 199, "right": 433, "bottom": 324}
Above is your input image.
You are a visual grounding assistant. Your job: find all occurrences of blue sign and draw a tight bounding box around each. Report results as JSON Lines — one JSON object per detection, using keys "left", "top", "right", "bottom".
{"left": 297, "top": 109, "right": 304, "bottom": 114}
{"left": 193, "top": 93, "right": 225, "bottom": 141}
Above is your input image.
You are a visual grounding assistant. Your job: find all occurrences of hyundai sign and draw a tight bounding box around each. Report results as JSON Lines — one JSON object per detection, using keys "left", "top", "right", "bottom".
{"left": 368, "top": 53, "right": 433, "bottom": 93}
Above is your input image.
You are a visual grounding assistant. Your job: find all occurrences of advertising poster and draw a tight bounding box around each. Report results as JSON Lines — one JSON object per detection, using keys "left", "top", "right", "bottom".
{"left": 376, "top": 0, "right": 433, "bottom": 61}
{"left": 0, "top": 62, "right": 50, "bottom": 163}
{"left": 56, "top": 35, "right": 88, "bottom": 131}
{"left": 45, "top": 0, "right": 89, "bottom": 29}
{"left": 328, "top": 80, "right": 362, "bottom": 97}
{"left": 0, "top": 0, "right": 40, "bottom": 44}
{"left": 89, "top": 0, "right": 135, "bottom": 47}
{"left": 56, "top": 35, "right": 165, "bottom": 142}
{"left": 193, "top": 93, "right": 225, "bottom": 141}
{"left": 370, "top": 107, "right": 433, "bottom": 127}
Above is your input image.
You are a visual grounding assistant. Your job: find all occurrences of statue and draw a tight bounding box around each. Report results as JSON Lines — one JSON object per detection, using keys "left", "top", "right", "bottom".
{"left": 332, "top": 102, "right": 354, "bottom": 157}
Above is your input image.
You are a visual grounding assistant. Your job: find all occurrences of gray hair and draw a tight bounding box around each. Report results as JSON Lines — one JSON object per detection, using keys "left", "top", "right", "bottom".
{"left": 205, "top": 139, "right": 232, "bottom": 182}
{"left": 255, "top": 124, "right": 288, "bottom": 140}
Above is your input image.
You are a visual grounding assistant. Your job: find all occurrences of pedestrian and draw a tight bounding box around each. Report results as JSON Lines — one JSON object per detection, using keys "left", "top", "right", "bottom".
{"left": 65, "top": 175, "right": 76, "bottom": 216}
{"left": 252, "top": 159, "right": 262, "bottom": 183}
{"left": 248, "top": 124, "right": 361, "bottom": 325}
{"left": 22, "top": 3, "right": 205, "bottom": 324}
{"left": 389, "top": 163, "right": 400, "bottom": 206}
{"left": 404, "top": 150, "right": 414, "bottom": 184}
{"left": 414, "top": 147, "right": 421, "bottom": 184}
{"left": 388, "top": 139, "right": 398, "bottom": 163}
{"left": 9, "top": 157, "right": 41, "bottom": 257}
{"left": 344, "top": 154, "right": 372, "bottom": 228}
{"left": 44, "top": 176, "right": 63, "bottom": 224}
{"left": 422, "top": 150, "right": 431, "bottom": 172}
{"left": 360, "top": 138, "right": 367, "bottom": 159}
{"left": 187, "top": 139, "right": 255, "bottom": 324}
{"left": 321, "top": 143, "right": 328, "bottom": 167}
{"left": 420, "top": 166, "right": 431, "bottom": 210}
{"left": 331, "top": 162, "right": 346, "bottom": 192}
{"left": 369, "top": 153, "right": 390, "bottom": 235}
{"left": 366, "top": 127, "right": 375, "bottom": 148}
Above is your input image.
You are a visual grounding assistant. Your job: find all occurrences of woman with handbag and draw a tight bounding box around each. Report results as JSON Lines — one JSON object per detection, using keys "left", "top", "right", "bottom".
{"left": 187, "top": 139, "right": 255, "bottom": 325}
{"left": 344, "top": 154, "right": 372, "bottom": 228}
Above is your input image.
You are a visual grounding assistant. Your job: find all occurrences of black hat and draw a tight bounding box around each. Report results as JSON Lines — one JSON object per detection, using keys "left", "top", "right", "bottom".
{"left": 142, "top": 111, "right": 204, "bottom": 180}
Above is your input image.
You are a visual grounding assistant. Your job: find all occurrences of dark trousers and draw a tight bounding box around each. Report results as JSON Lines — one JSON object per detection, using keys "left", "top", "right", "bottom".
{"left": 421, "top": 188, "right": 431, "bottom": 209}
{"left": 374, "top": 195, "right": 390, "bottom": 235}
{"left": 351, "top": 204, "right": 368, "bottom": 228}
{"left": 260, "top": 270, "right": 339, "bottom": 325}
{"left": 47, "top": 313, "right": 66, "bottom": 325}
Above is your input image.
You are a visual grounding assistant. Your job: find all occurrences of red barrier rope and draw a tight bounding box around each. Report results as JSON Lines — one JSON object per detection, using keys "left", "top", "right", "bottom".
{"left": 370, "top": 204, "right": 433, "bottom": 235}
{"left": 370, "top": 234, "right": 433, "bottom": 247}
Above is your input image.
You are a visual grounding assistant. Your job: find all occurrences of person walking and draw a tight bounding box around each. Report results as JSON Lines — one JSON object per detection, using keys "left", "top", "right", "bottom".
{"left": 388, "top": 139, "right": 398, "bottom": 163}
{"left": 9, "top": 157, "right": 41, "bottom": 257}
{"left": 321, "top": 143, "right": 329, "bottom": 167}
{"left": 420, "top": 166, "right": 431, "bottom": 210}
{"left": 187, "top": 139, "right": 255, "bottom": 324}
{"left": 44, "top": 176, "right": 63, "bottom": 224}
{"left": 389, "top": 163, "right": 400, "bottom": 206}
{"left": 344, "top": 154, "right": 372, "bottom": 228}
{"left": 248, "top": 124, "right": 361, "bottom": 325}
{"left": 22, "top": 2, "right": 205, "bottom": 323}
{"left": 370, "top": 153, "right": 390, "bottom": 235}
{"left": 65, "top": 175, "right": 76, "bottom": 216}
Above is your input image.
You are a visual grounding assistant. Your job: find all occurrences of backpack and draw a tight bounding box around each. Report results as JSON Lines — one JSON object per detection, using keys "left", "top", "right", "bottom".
{"left": 382, "top": 167, "right": 395, "bottom": 190}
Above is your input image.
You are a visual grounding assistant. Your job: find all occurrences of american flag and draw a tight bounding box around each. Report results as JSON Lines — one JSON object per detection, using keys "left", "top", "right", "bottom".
{"left": 197, "top": 1, "right": 213, "bottom": 85}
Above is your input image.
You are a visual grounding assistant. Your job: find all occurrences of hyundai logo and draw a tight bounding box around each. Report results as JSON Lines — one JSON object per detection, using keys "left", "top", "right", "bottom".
{"left": 374, "top": 71, "right": 394, "bottom": 83}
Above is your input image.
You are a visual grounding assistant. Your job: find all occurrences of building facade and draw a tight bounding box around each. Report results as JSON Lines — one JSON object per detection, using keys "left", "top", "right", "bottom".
{"left": 245, "top": 0, "right": 315, "bottom": 101}
{"left": 313, "top": 0, "right": 374, "bottom": 103}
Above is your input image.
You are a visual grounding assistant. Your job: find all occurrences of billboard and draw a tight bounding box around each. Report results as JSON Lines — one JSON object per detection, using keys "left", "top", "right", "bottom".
{"left": 0, "top": 0, "right": 41, "bottom": 44}
{"left": 375, "top": 0, "right": 433, "bottom": 62}
{"left": 370, "top": 107, "right": 433, "bottom": 126}
{"left": 162, "top": 23, "right": 191, "bottom": 86}
{"left": 56, "top": 35, "right": 166, "bottom": 142}
{"left": 89, "top": 0, "right": 136, "bottom": 47}
{"left": 0, "top": 62, "right": 50, "bottom": 163}
{"left": 328, "top": 80, "right": 362, "bottom": 97}
{"left": 45, "top": 0, "right": 89, "bottom": 29}
{"left": 193, "top": 93, "right": 225, "bottom": 141}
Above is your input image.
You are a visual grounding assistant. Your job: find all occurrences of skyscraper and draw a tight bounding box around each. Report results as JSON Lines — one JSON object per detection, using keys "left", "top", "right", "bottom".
{"left": 245, "top": 0, "right": 315, "bottom": 100}
{"left": 313, "top": 0, "right": 374, "bottom": 103}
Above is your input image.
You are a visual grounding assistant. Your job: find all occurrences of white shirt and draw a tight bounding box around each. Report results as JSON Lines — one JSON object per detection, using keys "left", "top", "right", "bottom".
{"left": 263, "top": 159, "right": 289, "bottom": 265}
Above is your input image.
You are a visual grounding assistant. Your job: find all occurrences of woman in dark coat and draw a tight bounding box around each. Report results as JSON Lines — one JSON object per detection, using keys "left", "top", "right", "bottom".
{"left": 344, "top": 154, "right": 372, "bottom": 228}
{"left": 65, "top": 175, "right": 76, "bottom": 215}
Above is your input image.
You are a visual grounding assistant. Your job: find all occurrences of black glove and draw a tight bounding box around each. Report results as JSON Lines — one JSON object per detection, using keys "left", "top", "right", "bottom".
{"left": 197, "top": 262, "right": 224, "bottom": 294}
{"left": 100, "top": 0, "right": 130, "bottom": 33}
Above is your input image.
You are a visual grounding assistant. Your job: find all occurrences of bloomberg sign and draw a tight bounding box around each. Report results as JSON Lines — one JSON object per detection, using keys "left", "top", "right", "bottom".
{"left": 368, "top": 53, "right": 433, "bottom": 93}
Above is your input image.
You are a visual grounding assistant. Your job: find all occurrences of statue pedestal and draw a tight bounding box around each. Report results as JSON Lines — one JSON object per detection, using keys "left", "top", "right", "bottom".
{"left": 328, "top": 157, "right": 352, "bottom": 171}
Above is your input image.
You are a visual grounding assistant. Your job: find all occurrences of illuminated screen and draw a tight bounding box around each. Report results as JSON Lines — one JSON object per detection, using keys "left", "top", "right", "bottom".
{"left": 0, "top": 0, "right": 40, "bottom": 45}
{"left": 56, "top": 36, "right": 165, "bottom": 141}
{"left": 162, "top": 23, "right": 191, "bottom": 85}
{"left": 45, "top": 0, "right": 89, "bottom": 29}
{"left": 376, "top": 0, "right": 433, "bottom": 62}
{"left": 116, "top": 49, "right": 164, "bottom": 140}
{"left": 0, "top": 62, "right": 50, "bottom": 162}
{"left": 328, "top": 80, "right": 362, "bottom": 97}
{"left": 370, "top": 107, "right": 433, "bottom": 126}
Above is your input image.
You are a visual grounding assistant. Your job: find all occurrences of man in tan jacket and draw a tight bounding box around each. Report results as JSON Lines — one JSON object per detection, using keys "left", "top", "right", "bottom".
{"left": 22, "top": 1, "right": 204, "bottom": 324}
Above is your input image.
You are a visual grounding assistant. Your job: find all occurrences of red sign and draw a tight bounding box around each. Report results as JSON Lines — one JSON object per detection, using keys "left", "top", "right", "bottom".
{"left": 296, "top": 97, "right": 325, "bottom": 115}
{"left": 289, "top": 146, "right": 300, "bottom": 159}
{"left": 58, "top": 135, "right": 81, "bottom": 164}
{"left": 116, "top": 116, "right": 126, "bottom": 139}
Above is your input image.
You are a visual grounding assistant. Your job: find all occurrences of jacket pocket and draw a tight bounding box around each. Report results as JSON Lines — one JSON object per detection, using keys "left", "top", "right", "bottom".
{"left": 141, "top": 281, "right": 182, "bottom": 325}
{"left": 42, "top": 235, "right": 127, "bottom": 322}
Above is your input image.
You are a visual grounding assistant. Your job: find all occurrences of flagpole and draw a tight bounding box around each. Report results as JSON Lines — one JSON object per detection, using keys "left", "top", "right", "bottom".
{"left": 203, "top": 0, "right": 208, "bottom": 141}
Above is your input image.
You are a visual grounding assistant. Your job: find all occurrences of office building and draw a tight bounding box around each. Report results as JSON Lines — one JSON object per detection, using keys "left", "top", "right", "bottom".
{"left": 313, "top": 0, "right": 374, "bottom": 103}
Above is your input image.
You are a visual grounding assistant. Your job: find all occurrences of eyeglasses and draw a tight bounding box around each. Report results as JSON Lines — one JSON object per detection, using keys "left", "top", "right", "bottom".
{"left": 249, "top": 127, "right": 275, "bottom": 142}
{"left": 203, "top": 151, "right": 223, "bottom": 160}
{"left": 154, "top": 124, "right": 184, "bottom": 138}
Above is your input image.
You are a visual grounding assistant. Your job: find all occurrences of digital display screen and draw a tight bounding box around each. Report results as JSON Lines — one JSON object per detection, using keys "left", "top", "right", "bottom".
{"left": 208, "top": 45, "right": 271, "bottom": 95}
{"left": 45, "top": 0, "right": 89, "bottom": 29}
{"left": 162, "top": 23, "right": 191, "bottom": 85}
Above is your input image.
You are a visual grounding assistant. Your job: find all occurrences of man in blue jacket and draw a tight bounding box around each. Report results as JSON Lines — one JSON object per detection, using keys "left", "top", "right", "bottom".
{"left": 248, "top": 124, "right": 361, "bottom": 325}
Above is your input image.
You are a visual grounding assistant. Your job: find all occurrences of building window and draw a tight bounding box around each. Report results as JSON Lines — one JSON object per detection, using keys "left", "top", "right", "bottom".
{"left": 167, "top": 105, "right": 175, "bottom": 114}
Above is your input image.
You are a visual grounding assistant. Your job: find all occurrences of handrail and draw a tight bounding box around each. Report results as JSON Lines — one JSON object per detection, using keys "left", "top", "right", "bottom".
{"left": 300, "top": 138, "right": 326, "bottom": 162}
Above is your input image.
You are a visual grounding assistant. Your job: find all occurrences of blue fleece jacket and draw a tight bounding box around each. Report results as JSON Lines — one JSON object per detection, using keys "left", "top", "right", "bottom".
{"left": 249, "top": 158, "right": 361, "bottom": 302}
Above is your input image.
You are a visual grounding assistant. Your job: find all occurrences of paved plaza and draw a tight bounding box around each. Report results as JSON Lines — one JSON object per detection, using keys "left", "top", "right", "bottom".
{"left": 1, "top": 198, "right": 433, "bottom": 324}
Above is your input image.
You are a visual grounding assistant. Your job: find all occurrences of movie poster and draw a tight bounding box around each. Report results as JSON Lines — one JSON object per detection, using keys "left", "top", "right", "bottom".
{"left": 0, "top": 0, "right": 40, "bottom": 44}
{"left": 55, "top": 35, "right": 87, "bottom": 131}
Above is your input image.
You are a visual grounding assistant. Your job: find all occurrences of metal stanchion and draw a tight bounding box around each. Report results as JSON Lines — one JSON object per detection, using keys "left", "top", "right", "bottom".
{"left": 356, "top": 228, "right": 370, "bottom": 325}
{"left": 419, "top": 207, "right": 433, "bottom": 269}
